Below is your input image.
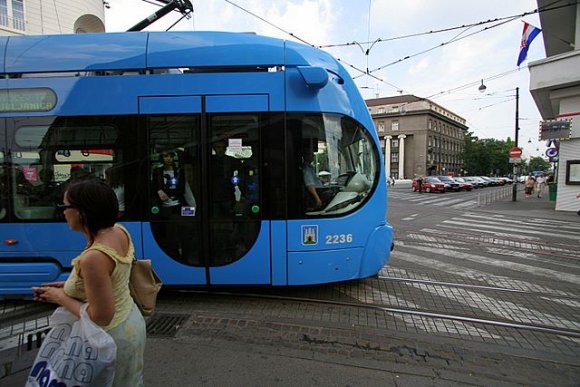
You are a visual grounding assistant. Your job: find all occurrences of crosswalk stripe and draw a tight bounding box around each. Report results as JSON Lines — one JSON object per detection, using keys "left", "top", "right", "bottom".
{"left": 388, "top": 191, "right": 479, "bottom": 209}
{"left": 460, "top": 214, "right": 580, "bottom": 231}
{"left": 451, "top": 200, "right": 478, "bottom": 209}
{"left": 431, "top": 198, "right": 466, "bottom": 206}
{"left": 441, "top": 220, "right": 579, "bottom": 240}
{"left": 398, "top": 241, "right": 580, "bottom": 284}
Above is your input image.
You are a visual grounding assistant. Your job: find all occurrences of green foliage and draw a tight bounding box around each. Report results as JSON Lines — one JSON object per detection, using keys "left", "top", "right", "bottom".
{"left": 526, "top": 156, "right": 552, "bottom": 173}
{"left": 462, "top": 131, "right": 515, "bottom": 176}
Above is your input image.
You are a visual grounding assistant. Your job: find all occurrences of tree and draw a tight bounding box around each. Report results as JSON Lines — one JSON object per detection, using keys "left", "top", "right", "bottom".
{"left": 527, "top": 156, "right": 551, "bottom": 173}
{"left": 462, "top": 131, "right": 514, "bottom": 176}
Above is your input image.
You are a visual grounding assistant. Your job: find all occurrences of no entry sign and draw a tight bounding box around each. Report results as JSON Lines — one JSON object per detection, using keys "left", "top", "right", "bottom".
{"left": 509, "top": 147, "right": 523, "bottom": 158}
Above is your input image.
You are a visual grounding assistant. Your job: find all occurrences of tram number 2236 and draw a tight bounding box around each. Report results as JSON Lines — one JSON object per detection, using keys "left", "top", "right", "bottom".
{"left": 325, "top": 233, "right": 353, "bottom": 244}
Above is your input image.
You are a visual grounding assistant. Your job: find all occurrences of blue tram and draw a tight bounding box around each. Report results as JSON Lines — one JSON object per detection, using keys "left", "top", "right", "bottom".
{"left": 0, "top": 31, "right": 394, "bottom": 299}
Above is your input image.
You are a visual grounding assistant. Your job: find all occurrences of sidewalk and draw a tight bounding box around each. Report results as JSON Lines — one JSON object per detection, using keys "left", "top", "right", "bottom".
{"left": 479, "top": 188, "right": 579, "bottom": 222}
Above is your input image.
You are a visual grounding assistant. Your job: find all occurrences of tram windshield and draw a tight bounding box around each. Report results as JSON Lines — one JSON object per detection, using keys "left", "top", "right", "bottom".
{"left": 291, "top": 113, "right": 378, "bottom": 216}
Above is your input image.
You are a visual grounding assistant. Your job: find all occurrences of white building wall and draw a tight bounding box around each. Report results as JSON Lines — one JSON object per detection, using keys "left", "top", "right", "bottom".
{"left": 555, "top": 139, "right": 580, "bottom": 212}
{"left": 0, "top": 0, "right": 104, "bottom": 36}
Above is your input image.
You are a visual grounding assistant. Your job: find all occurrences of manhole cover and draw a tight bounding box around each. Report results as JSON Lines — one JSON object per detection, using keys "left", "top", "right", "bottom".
{"left": 146, "top": 313, "right": 189, "bottom": 337}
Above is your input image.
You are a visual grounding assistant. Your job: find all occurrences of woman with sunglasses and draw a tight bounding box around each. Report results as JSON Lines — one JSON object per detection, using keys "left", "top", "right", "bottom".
{"left": 32, "top": 179, "right": 145, "bottom": 386}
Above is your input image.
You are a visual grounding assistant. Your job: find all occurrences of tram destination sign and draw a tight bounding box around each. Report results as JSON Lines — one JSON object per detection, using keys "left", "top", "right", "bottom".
{"left": 539, "top": 118, "right": 573, "bottom": 141}
{"left": 0, "top": 88, "right": 57, "bottom": 112}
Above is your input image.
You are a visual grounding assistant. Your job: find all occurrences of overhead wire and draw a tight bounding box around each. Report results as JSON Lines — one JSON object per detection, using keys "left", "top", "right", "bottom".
{"left": 222, "top": 0, "right": 314, "bottom": 46}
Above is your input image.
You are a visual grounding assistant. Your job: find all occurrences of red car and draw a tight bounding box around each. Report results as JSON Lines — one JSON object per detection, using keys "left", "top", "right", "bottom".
{"left": 412, "top": 177, "right": 446, "bottom": 193}
{"left": 453, "top": 177, "right": 473, "bottom": 191}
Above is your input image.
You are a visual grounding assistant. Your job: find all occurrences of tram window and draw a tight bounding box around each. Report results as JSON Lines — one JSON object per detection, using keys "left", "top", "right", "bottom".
{"left": 149, "top": 114, "right": 202, "bottom": 266}
{"left": 209, "top": 113, "right": 261, "bottom": 266}
{"left": 9, "top": 117, "right": 136, "bottom": 221}
{"left": 288, "top": 113, "right": 378, "bottom": 217}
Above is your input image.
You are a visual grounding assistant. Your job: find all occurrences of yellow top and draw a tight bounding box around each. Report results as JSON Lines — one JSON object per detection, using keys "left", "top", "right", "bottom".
{"left": 63, "top": 224, "right": 135, "bottom": 331}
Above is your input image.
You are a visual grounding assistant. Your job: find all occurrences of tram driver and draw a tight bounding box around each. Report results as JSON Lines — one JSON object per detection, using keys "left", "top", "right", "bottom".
{"left": 302, "top": 145, "right": 324, "bottom": 211}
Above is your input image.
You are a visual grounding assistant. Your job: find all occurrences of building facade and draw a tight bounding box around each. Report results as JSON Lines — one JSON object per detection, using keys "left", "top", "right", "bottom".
{"left": 366, "top": 95, "right": 468, "bottom": 180}
{"left": 0, "top": 0, "right": 105, "bottom": 36}
{"left": 529, "top": 0, "right": 580, "bottom": 212}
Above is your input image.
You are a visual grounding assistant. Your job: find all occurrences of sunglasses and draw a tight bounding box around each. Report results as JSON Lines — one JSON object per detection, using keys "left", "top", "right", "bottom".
{"left": 57, "top": 204, "right": 75, "bottom": 211}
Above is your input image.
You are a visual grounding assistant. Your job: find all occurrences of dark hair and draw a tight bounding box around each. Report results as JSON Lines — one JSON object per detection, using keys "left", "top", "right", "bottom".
{"left": 66, "top": 179, "right": 119, "bottom": 239}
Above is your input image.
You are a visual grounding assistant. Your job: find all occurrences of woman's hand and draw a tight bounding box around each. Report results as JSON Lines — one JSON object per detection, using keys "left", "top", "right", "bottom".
{"left": 32, "top": 286, "right": 67, "bottom": 305}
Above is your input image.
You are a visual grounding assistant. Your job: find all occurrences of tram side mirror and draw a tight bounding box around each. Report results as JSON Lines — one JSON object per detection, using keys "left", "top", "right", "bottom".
{"left": 296, "top": 66, "right": 328, "bottom": 90}
{"left": 343, "top": 172, "right": 370, "bottom": 193}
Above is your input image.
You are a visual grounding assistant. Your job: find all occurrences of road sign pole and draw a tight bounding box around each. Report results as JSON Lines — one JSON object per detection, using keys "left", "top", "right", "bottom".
{"left": 512, "top": 87, "right": 519, "bottom": 202}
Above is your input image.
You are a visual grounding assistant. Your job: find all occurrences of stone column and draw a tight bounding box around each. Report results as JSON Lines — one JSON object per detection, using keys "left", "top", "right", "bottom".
{"left": 384, "top": 136, "right": 392, "bottom": 178}
{"left": 398, "top": 134, "right": 407, "bottom": 179}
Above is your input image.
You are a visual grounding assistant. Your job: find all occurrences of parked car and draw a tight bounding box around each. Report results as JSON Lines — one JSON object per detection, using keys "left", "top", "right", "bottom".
{"left": 497, "top": 177, "right": 513, "bottom": 184}
{"left": 479, "top": 176, "right": 495, "bottom": 186}
{"left": 462, "top": 176, "right": 481, "bottom": 188}
{"left": 412, "top": 176, "right": 446, "bottom": 193}
{"left": 489, "top": 177, "right": 506, "bottom": 185}
{"left": 436, "top": 175, "right": 461, "bottom": 191}
{"left": 453, "top": 177, "right": 473, "bottom": 191}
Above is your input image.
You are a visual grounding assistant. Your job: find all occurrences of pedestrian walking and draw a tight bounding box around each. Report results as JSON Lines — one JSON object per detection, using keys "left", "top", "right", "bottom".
{"left": 535, "top": 173, "right": 546, "bottom": 198}
{"left": 32, "top": 179, "right": 146, "bottom": 386}
{"left": 524, "top": 174, "right": 535, "bottom": 198}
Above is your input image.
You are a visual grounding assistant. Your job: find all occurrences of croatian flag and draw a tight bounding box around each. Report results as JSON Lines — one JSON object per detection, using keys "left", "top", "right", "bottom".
{"left": 517, "top": 22, "right": 541, "bottom": 67}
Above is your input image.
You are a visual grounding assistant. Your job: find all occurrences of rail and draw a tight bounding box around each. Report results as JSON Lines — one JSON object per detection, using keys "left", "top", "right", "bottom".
{"left": 477, "top": 183, "right": 523, "bottom": 207}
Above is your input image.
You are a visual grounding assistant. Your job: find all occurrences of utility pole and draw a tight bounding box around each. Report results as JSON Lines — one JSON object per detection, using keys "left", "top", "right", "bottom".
{"left": 512, "top": 87, "right": 519, "bottom": 202}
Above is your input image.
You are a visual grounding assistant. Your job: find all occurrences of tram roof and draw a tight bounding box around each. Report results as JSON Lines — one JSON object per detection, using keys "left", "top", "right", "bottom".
{"left": 0, "top": 31, "right": 337, "bottom": 74}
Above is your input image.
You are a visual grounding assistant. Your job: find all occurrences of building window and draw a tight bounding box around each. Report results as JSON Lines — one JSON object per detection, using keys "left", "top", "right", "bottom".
{"left": 0, "top": 0, "right": 8, "bottom": 27}
{"left": 391, "top": 139, "right": 399, "bottom": 148}
{"left": 378, "top": 121, "right": 385, "bottom": 132}
{"left": 378, "top": 107, "right": 385, "bottom": 114}
{"left": 391, "top": 121, "right": 399, "bottom": 131}
{"left": 391, "top": 153, "right": 399, "bottom": 163}
{"left": 12, "top": 0, "right": 24, "bottom": 30}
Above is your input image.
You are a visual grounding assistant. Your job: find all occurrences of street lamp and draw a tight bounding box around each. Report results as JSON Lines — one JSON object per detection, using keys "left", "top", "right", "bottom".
{"left": 478, "top": 82, "right": 519, "bottom": 201}
{"left": 478, "top": 80, "right": 487, "bottom": 93}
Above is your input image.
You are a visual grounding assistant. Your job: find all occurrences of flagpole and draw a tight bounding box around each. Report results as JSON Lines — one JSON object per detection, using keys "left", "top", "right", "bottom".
{"left": 512, "top": 87, "right": 519, "bottom": 202}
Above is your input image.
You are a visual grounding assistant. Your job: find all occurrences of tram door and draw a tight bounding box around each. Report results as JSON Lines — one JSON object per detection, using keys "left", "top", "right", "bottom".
{"left": 140, "top": 95, "right": 269, "bottom": 286}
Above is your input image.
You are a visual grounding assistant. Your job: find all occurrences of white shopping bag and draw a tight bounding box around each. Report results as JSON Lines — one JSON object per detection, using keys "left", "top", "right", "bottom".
{"left": 26, "top": 303, "right": 117, "bottom": 387}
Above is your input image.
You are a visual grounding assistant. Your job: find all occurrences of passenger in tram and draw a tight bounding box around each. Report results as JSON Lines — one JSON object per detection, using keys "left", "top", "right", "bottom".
{"left": 211, "top": 140, "right": 239, "bottom": 217}
{"left": 210, "top": 140, "right": 243, "bottom": 262}
{"left": 105, "top": 166, "right": 125, "bottom": 218}
{"left": 152, "top": 150, "right": 196, "bottom": 263}
{"left": 302, "top": 146, "right": 324, "bottom": 210}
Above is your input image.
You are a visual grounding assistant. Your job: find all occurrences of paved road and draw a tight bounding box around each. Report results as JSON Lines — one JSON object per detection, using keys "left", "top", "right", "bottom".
{"left": 2, "top": 190, "right": 579, "bottom": 386}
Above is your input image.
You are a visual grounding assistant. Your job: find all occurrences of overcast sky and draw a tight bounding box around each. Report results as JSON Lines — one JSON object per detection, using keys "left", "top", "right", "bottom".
{"left": 105, "top": 0, "right": 548, "bottom": 158}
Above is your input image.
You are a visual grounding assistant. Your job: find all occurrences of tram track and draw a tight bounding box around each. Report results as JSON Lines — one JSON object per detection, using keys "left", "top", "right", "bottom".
{"left": 176, "top": 288, "right": 580, "bottom": 339}
{"left": 376, "top": 275, "right": 580, "bottom": 300}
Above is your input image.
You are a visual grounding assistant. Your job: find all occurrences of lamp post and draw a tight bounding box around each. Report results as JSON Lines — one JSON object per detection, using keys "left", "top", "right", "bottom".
{"left": 479, "top": 82, "right": 519, "bottom": 201}
{"left": 513, "top": 87, "right": 519, "bottom": 202}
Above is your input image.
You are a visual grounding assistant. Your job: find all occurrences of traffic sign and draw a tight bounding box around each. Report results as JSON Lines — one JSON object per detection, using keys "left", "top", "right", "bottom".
{"left": 509, "top": 147, "right": 523, "bottom": 158}
{"left": 546, "top": 147, "right": 559, "bottom": 158}
{"left": 509, "top": 157, "right": 522, "bottom": 164}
